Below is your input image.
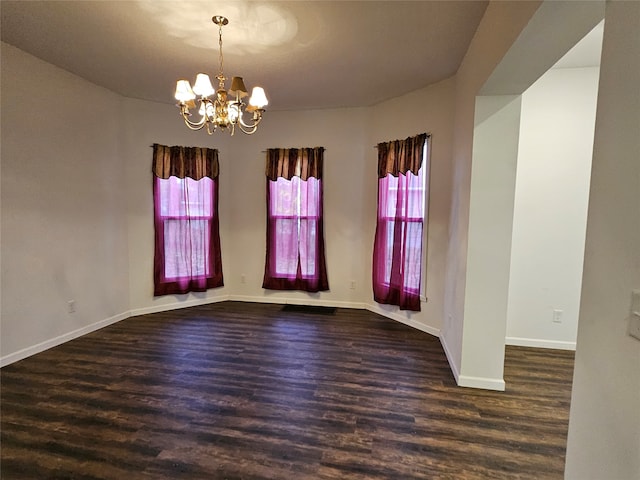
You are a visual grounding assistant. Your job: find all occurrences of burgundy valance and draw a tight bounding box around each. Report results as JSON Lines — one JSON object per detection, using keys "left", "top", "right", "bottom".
{"left": 265, "top": 147, "right": 324, "bottom": 181}
{"left": 377, "top": 133, "right": 429, "bottom": 178}
{"left": 152, "top": 144, "right": 219, "bottom": 180}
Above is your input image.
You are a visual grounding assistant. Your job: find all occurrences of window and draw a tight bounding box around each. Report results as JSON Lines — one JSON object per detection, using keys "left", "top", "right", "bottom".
{"left": 372, "top": 134, "right": 429, "bottom": 311}
{"left": 157, "top": 176, "right": 212, "bottom": 279}
{"left": 379, "top": 166, "right": 426, "bottom": 292}
{"left": 152, "top": 144, "right": 223, "bottom": 296}
{"left": 270, "top": 176, "right": 320, "bottom": 278}
{"left": 262, "top": 147, "right": 329, "bottom": 292}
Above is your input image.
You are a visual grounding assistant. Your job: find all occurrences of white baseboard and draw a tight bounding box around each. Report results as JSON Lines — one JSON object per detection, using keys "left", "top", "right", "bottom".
{"left": 364, "top": 303, "right": 440, "bottom": 338}
{"left": 457, "top": 374, "right": 506, "bottom": 391}
{"left": 227, "top": 294, "right": 367, "bottom": 310}
{"left": 439, "top": 333, "right": 461, "bottom": 384}
{"left": 1, "top": 311, "right": 129, "bottom": 367}
{"left": 5, "top": 298, "right": 562, "bottom": 393}
{"left": 1, "top": 297, "right": 443, "bottom": 369}
{"left": 228, "top": 296, "right": 441, "bottom": 338}
{"left": 129, "top": 295, "right": 230, "bottom": 317}
{"left": 506, "top": 336, "right": 576, "bottom": 351}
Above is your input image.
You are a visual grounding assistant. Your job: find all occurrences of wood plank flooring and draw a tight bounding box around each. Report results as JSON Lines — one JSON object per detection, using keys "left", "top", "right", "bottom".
{"left": 1, "top": 301, "right": 575, "bottom": 479}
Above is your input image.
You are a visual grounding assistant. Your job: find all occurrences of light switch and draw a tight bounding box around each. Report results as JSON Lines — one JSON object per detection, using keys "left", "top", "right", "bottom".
{"left": 629, "top": 290, "right": 640, "bottom": 341}
{"left": 631, "top": 290, "right": 640, "bottom": 312}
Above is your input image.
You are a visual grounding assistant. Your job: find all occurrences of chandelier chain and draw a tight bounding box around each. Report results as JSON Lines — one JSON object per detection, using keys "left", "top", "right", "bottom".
{"left": 217, "top": 22, "right": 224, "bottom": 86}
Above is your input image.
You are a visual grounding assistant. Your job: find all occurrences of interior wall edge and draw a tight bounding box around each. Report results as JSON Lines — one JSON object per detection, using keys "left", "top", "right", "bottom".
{"left": 439, "top": 333, "right": 461, "bottom": 384}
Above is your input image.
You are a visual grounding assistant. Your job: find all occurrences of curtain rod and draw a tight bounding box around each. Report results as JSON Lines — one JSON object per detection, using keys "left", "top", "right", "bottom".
{"left": 261, "top": 148, "right": 326, "bottom": 153}
{"left": 373, "top": 132, "right": 432, "bottom": 148}
{"left": 149, "top": 146, "right": 326, "bottom": 153}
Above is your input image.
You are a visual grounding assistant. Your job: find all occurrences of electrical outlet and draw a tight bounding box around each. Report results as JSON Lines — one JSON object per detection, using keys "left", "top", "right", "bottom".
{"left": 241, "top": 274, "right": 246, "bottom": 284}
{"left": 350, "top": 280, "right": 356, "bottom": 290}
{"left": 552, "top": 309, "right": 563, "bottom": 323}
{"left": 67, "top": 300, "right": 76, "bottom": 314}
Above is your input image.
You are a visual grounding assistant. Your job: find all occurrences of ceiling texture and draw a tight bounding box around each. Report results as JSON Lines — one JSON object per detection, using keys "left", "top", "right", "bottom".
{"left": 1, "top": 1, "right": 490, "bottom": 111}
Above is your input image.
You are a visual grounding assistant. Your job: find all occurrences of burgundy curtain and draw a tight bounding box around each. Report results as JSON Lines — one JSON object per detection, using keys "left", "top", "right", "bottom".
{"left": 262, "top": 147, "right": 329, "bottom": 292}
{"left": 152, "top": 144, "right": 223, "bottom": 296}
{"left": 372, "top": 134, "right": 428, "bottom": 311}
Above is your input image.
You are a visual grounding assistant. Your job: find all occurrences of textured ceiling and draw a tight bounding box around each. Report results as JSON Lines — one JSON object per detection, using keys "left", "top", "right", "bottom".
{"left": 1, "top": 1, "right": 489, "bottom": 111}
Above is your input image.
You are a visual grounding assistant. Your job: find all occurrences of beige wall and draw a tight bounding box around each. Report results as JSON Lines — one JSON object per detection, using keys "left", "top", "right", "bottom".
{"left": 461, "top": 94, "right": 523, "bottom": 390}
{"left": 507, "top": 66, "right": 599, "bottom": 350}
{"left": 122, "top": 98, "right": 231, "bottom": 315}
{"left": 123, "top": 100, "right": 373, "bottom": 313}
{"left": 367, "top": 78, "right": 456, "bottom": 333}
{"left": 1, "top": 43, "right": 129, "bottom": 363}
{"left": 223, "top": 107, "right": 371, "bottom": 308}
{"left": 565, "top": 1, "right": 640, "bottom": 477}
{"left": 0, "top": 41, "right": 458, "bottom": 362}
{"left": 122, "top": 80, "right": 456, "bottom": 339}
{"left": 441, "top": 0, "right": 543, "bottom": 384}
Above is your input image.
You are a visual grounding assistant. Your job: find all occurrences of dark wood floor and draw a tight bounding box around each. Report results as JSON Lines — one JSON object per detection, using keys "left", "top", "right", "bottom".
{"left": 1, "top": 301, "right": 575, "bottom": 479}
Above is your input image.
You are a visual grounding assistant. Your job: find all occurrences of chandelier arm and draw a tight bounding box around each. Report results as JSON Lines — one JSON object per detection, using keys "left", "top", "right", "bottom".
{"left": 237, "top": 111, "right": 263, "bottom": 131}
{"left": 236, "top": 121, "right": 259, "bottom": 135}
{"left": 181, "top": 112, "right": 209, "bottom": 131}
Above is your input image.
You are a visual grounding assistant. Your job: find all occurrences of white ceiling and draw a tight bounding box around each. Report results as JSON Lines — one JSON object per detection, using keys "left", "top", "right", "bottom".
{"left": 0, "top": 0, "right": 489, "bottom": 111}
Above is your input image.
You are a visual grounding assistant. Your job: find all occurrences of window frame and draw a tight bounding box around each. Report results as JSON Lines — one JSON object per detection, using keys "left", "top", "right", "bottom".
{"left": 153, "top": 174, "right": 223, "bottom": 296}
{"left": 374, "top": 138, "right": 431, "bottom": 304}
{"left": 269, "top": 176, "right": 320, "bottom": 279}
{"left": 156, "top": 176, "right": 214, "bottom": 281}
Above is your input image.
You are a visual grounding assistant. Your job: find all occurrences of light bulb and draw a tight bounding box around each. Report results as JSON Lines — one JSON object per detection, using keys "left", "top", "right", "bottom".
{"left": 192, "top": 74, "right": 215, "bottom": 97}
{"left": 249, "top": 87, "right": 268, "bottom": 108}
{"left": 175, "top": 80, "right": 196, "bottom": 102}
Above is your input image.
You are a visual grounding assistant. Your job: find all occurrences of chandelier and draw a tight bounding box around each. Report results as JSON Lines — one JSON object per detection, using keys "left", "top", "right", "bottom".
{"left": 174, "top": 16, "right": 268, "bottom": 135}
